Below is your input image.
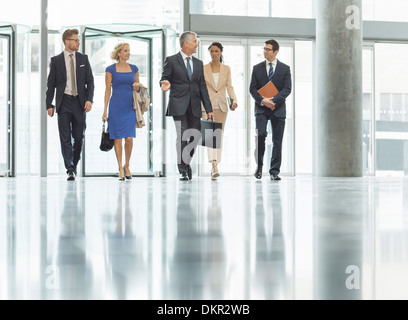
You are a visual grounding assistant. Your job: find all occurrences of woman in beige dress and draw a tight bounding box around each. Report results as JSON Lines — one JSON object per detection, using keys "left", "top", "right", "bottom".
{"left": 202, "top": 42, "right": 238, "bottom": 180}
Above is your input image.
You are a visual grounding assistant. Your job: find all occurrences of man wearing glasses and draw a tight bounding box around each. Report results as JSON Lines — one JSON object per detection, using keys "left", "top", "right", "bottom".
{"left": 46, "top": 29, "right": 94, "bottom": 181}
{"left": 160, "top": 31, "right": 214, "bottom": 181}
{"left": 250, "top": 39, "right": 292, "bottom": 181}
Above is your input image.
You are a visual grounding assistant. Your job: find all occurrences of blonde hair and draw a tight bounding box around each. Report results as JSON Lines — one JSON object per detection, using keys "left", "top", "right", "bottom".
{"left": 111, "top": 43, "right": 130, "bottom": 61}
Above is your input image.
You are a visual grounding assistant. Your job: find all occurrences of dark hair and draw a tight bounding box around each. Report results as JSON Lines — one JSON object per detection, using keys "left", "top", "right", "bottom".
{"left": 265, "top": 39, "right": 279, "bottom": 52}
{"left": 208, "top": 41, "right": 224, "bottom": 63}
{"left": 62, "top": 29, "right": 79, "bottom": 44}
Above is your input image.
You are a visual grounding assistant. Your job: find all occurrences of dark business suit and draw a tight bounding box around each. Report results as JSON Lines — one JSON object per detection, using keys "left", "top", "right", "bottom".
{"left": 160, "top": 52, "right": 212, "bottom": 174}
{"left": 250, "top": 59, "right": 292, "bottom": 175}
{"left": 46, "top": 51, "right": 94, "bottom": 174}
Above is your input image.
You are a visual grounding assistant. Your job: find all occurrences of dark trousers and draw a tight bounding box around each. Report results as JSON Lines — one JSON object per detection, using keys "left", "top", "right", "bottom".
{"left": 57, "top": 94, "right": 86, "bottom": 174}
{"left": 173, "top": 104, "right": 201, "bottom": 174}
{"left": 255, "top": 113, "right": 285, "bottom": 175}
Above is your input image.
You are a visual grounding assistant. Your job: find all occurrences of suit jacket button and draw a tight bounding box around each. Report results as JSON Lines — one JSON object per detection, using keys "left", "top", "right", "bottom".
{"left": 216, "top": 91, "right": 218, "bottom": 93}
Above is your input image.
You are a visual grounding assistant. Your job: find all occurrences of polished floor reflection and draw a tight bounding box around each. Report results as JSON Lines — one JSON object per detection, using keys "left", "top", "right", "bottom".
{"left": 1, "top": 176, "right": 408, "bottom": 299}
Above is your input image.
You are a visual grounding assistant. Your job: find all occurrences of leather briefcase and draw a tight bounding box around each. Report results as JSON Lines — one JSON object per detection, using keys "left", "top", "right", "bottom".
{"left": 200, "top": 119, "right": 222, "bottom": 149}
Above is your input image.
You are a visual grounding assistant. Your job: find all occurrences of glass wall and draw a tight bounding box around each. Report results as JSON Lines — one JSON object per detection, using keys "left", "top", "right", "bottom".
{"left": 363, "top": 46, "right": 374, "bottom": 175}
{"left": 363, "top": 0, "right": 408, "bottom": 22}
{"left": 47, "top": 0, "right": 181, "bottom": 31}
{"left": 190, "top": 0, "right": 313, "bottom": 18}
{"left": 294, "top": 41, "right": 313, "bottom": 175}
{"left": 374, "top": 43, "right": 408, "bottom": 176}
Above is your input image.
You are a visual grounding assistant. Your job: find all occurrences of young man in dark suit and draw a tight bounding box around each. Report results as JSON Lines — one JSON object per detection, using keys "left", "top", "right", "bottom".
{"left": 46, "top": 29, "right": 94, "bottom": 181}
{"left": 250, "top": 39, "right": 292, "bottom": 181}
{"left": 160, "top": 31, "right": 214, "bottom": 181}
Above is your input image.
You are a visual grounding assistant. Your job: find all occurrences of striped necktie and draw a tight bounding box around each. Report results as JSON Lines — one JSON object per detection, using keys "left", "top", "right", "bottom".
{"left": 268, "top": 62, "right": 273, "bottom": 82}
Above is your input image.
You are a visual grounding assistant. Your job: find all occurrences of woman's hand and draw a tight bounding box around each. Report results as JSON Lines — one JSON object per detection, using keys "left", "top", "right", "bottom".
{"left": 230, "top": 102, "right": 238, "bottom": 111}
{"left": 102, "top": 112, "right": 108, "bottom": 122}
{"left": 133, "top": 82, "right": 140, "bottom": 92}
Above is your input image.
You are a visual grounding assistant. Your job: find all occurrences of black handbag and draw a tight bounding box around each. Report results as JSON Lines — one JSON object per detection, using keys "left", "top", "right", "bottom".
{"left": 99, "top": 122, "right": 114, "bottom": 152}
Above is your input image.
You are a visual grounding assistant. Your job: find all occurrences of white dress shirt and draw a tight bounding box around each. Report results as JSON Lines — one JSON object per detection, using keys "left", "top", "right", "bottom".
{"left": 180, "top": 51, "right": 194, "bottom": 74}
{"left": 266, "top": 58, "right": 278, "bottom": 77}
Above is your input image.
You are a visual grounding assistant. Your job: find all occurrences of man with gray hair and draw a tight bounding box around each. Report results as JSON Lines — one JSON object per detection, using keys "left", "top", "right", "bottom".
{"left": 161, "top": 31, "right": 214, "bottom": 181}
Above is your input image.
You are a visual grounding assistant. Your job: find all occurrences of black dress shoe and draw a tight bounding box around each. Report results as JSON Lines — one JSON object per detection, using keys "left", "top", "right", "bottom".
{"left": 186, "top": 165, "right": 192, "bottom": 180}
{"left": 67, "top": 171, "right": 75, "bottom": 181}
{"left": 270, "top": 174, "right": 281, "bottom": 181}
{"left": 254, "top": 166, "right": 262, "bottom": 179}
{"left": 179, "top": 172, "right": 189, "bottom": 181}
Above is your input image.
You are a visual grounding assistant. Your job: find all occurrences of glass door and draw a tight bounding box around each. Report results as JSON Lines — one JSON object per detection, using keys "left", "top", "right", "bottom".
{"left": 197, "top": 38, "right": 295, "bottom": 177}
{"left": 0, "top": 27, "right": 12, "bottom": 177}
{"left": 81, "top": 25, "right": 165, "bottom": 177}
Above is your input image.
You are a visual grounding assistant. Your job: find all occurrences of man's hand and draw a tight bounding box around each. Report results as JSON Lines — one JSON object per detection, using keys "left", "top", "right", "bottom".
{"left": 262, "top": 98, "right": 276, "bottom": 110}
{"left": 85, "top": 101, "right": 92, "bottom": 113}
{"left": 47, "top": 108, "right": 55, "bottom": 117}
{"left": 207, "top": 112, "right": 215, "bottom": 121}
{"left": 230, "top": 102, "right": 238, "bottom": 111}
{"left": 160, "top": 80, "right": 171, "bottom": 91}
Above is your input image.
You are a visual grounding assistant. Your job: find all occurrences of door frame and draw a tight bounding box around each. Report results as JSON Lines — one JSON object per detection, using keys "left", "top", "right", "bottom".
{"left": 81, "top": 25, "right": 167, "bottom": 177}
{"left": 0, "top": 25, "right": 16, "bottom": 177}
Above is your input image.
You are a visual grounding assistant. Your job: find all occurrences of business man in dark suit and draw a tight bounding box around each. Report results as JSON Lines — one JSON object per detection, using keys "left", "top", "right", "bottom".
{"left": 46, "top": 29, "right": 94, "bottom": 181}
{"left": 160, "top": 31, "right": 214, "bottom": 181}
{"left": 250, "top": 39, "right": 292, "bottom": 181}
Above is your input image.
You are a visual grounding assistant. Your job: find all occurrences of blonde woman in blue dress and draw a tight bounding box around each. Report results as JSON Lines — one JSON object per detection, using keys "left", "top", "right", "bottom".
{"left": 102, "top": 43, "right": 140, "bottom": 180}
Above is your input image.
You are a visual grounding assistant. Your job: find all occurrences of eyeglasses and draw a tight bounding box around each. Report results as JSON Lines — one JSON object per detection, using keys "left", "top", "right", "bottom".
{"left": 68, "top": 39, "right": 80, "bottom": 43}
{"left": 263, "top": 47, "right": 274, "bottom": 52}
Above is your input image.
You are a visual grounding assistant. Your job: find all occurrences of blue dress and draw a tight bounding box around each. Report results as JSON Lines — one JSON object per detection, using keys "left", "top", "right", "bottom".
{"left": 106, "top": 63, "right": 139, "bottom": 139}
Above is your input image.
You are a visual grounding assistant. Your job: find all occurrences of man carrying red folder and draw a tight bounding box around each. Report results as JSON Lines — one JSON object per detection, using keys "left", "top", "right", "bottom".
{"left": 249, "top": 39, "right": 292, "bottom": 181}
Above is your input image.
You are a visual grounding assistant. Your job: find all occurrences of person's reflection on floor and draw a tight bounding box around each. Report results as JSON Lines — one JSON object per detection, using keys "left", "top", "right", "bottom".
{"left": 106, "top": 183, "right": 135, "bottom": 299}
{"left": 167, "top": 183, "right": 203, "bottom": 299}
{"left": 54, "top": 183, "right": 87, "bottom": 299}
{"left": 254, "top": 182, "right": 286, "bottom": 299}
{"left": 115, "top": 183, "right": 133, "bottom": 236}
{"left": 203, "top": 182, "right": 227, "bottom": 299}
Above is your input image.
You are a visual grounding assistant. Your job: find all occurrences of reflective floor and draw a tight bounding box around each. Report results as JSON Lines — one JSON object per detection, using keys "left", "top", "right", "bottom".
{"left": 1, "top": 175, "right": 408, "bottom": 300}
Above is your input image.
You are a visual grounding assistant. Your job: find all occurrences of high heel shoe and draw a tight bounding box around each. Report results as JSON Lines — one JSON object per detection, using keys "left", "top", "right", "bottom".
{"left": 124, "top": 166, "right": 132, "bottom": 180}
{"left": 211, "top": 164, "right": 220, "bottom": 180}
{"left": 119, "top": 168, "right": 125, "bottom": 181}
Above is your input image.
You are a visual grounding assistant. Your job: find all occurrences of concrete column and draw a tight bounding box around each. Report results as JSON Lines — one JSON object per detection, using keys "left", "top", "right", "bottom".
{"left": 315, "top": 0, "right": 363, "bottom": 177}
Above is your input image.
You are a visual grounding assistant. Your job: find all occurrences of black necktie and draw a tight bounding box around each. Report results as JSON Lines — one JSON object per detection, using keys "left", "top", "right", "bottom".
{"left": 268, "top": 62, "right": 273, "bottom": 82}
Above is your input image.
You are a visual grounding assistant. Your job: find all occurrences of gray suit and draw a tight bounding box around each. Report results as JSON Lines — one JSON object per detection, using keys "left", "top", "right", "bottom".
{"left": 161, "top": 52, "right": 213, "bottom": 174}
